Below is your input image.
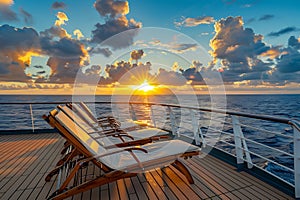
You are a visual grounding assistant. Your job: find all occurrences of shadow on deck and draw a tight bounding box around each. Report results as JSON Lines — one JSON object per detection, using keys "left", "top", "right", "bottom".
{"left": 0, "top": 133, "right": 294, "bottom": 200}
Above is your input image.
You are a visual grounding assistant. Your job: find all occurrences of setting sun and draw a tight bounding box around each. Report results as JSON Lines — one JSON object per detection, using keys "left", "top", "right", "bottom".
{"left": 132, "top": 80, "right": 154, "bottom": 92}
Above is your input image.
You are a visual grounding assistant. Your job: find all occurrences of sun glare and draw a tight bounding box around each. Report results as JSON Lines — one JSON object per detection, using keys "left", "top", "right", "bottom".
{"left": 132, "top": 80, "right": 154, "bottom": 92}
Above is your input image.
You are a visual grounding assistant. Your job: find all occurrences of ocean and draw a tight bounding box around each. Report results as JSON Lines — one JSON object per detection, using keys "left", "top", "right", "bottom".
{"left": 0, "top": 94, "right": 299, "bottom": 184}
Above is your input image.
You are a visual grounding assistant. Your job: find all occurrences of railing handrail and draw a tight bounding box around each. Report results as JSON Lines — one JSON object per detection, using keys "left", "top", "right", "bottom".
{"left": 0, "top": 101, "right": 298, "bottom": 130}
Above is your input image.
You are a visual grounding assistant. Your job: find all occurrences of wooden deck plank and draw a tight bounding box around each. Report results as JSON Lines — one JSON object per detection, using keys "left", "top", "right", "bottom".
{"left": 130, "top": 176, "right": 148, "bottom": 200}
{"left": 116, "top": 179, "right": 129, "bottom": 200}
{"left": 157, "top": 168, "right": 188, "bottom": 200}
{"left": 0, "top": 133, "right": 295, "bottom": 200}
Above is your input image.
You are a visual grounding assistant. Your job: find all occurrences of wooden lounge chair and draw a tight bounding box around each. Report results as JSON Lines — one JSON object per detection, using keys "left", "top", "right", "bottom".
{"left": 59, "top": 105, "right": 170, "bottom": 145}
{"left": 44, "top": 108, "right": 200, "bottom": 200}
{"left": 52, "top": 105, "right": 171, "bottom": 167}
{"left": 68, "top": 102, "right": 170, "bottom": 139}
{"left": 71, "top": 102, "right": 155, "bottom": 130}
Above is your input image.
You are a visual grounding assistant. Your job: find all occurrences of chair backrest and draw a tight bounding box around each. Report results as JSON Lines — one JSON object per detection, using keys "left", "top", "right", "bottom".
{"left": 51, "top": 108, "right": 142, "bottom": 171}
{"left": 54, "top": 109, "right": 106, "bottom": 156}
{"left": 71, "top": 103, "right": 99, "bottom": 126}
{"left": 58, "top": 105, "right": 118, "bottom": 147}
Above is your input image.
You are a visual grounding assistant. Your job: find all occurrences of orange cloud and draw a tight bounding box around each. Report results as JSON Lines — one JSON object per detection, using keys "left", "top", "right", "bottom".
{"left": 73, "top": 29, "right": 84, "bottom": 40}
{"left": 260, "top": 48, "right": 281, "bottom": 59}
{"left": 55, "top": 12, "right": 68, "bottom": 26}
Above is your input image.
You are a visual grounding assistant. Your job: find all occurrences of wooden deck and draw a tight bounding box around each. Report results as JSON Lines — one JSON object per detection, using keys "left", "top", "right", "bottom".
{"left": 0, "top": 133, "right": 294, "bottom": 200}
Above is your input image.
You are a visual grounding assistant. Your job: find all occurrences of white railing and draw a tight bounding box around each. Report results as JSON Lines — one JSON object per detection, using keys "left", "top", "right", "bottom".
{"left": 0, "top": 101, "right": 299, "bottom": 198}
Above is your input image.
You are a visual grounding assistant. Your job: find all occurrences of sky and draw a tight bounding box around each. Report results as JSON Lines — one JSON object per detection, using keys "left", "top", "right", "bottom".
{"left": 0, "top": 0, "right": 299, "bottom": 95}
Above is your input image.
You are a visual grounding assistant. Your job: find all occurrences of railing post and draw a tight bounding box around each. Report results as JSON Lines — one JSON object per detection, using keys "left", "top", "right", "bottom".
{"left": 294, "top": 125, "right": 300, "bottom": 199}
{"left": 29, "top": 104, "right": 35, "bottom": 133}
{"left": 129, "top": 104, "right": 137, "bottom": 121}
{"left": 232, "top": 115, "right": 253, "bottom": 169}
{"left": 150, "top": 105, "right": 156, "bottom": 127}
{"left": 190, "top": 109, "right": 201, "bottom": 146}
{"left": 167, "top": 106, "right": 178, "bottom": 136}
{"left": 232, "top": 115, "right": 244, "bottom": 168}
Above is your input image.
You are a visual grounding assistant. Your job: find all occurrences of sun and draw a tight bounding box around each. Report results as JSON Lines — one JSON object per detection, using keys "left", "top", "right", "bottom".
{"left": 132, "top": 80, "right": 154, "bottom": 92}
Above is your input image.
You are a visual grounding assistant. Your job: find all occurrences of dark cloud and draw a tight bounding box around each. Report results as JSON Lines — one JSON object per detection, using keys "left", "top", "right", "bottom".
{"left": 40, "top": 37, "right": 87, "bottom": 59}
{"left": 288, "top": 36, "right": 300, "bottom": 49}
{"left": 19, "top": 8, "right": 33, "bottom": 24}
{"left": 155, "top": 68, "right": 187, "bottom": 86}
{"left": 46, "top": 57, "right": 84, "bottom": 83}
{"left": 267, "top": 27, "right": 299, "bottom": 37}
{"left": 210, "top": 16, "right": 272, "bottom": 83}
{"left": 130, "top": 49, "right": 144, "bottom": 62}
{"left": 91, "top": 16, "right": 141, "bottom": 49}
{"left": 258, "top": 14, "right": 274, "bottom": 21}
{"left": 88, "top": 47, "right": 112, "bottom": 57}
{"left": 91, "top": 0, "right": 141, "bottom": 49}
{"left": 276, "top": 48, "right": 300, "bottom": 73}
{"left": 0, "top": 24, "right": 40, "bottom": 81}
{"left": 40, "top": 26, "right": 70, "bottom": 39}
{"left": 94, "top": 0, "right": 129, "bottom": 18}
{"left": 104, "top": 61, "right": 152, "bottom": 84}
{"left": 0, "top": 23, "right": 90, "bottom": 83}
{"left": 52, "top": 2, "right": 66, "bottom": 10}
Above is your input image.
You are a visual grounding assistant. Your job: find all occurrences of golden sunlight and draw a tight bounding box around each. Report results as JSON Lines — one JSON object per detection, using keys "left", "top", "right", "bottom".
{"left": 132, "top": 80, "right": 154, "bottom": 93}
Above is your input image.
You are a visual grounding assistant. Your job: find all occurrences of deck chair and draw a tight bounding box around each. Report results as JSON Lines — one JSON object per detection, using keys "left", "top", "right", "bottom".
{"left": 59, "top": 102, "right": 170, "bottom": 156}
{"left": 44, "top": 108, "right": 200, "bottom": 200}
{"left": 53, "top": 105, "right": 172, "bottom": 166}
{"left": 48, "top": 104, "right": 170, "bottom": 169}
{"left": 69, "top": 102, "right": 170, "bottom": 139}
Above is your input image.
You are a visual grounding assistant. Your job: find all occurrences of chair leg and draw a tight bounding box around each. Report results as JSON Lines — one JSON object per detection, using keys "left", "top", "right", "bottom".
{"left": 56, "top": 149, "right": 78, "bottom": 166}
{"left": 171, "top": 160, "right": 194, "bottom": 184}
{"left": 49, "top": 171, "right": 136, "bottom": 200}
{"left": 45, "top": 166, "right": 61, "bottom": 182}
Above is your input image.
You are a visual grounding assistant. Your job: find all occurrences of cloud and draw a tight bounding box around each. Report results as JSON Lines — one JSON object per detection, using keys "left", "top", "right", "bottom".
{"left": 91, "top": 16, "right": 141, "bottom": 49}
{"left": 276, "top": 47, "right": 300, "bottom": 73}
{"left": 0, "top": 24, "right": 40, "bottom": 81}
{"left": 155, "top": 68, "right": 187, "bottom": 86}
{"left": 55, "top": 11, "right": 68, "bottom": 26}
{"left": 52, "top": 2, "right": 66, "bottom": 10}
{"left": 210, "top": 16, "right": 272, "bottom": 82}
{"left": 267, "top": 27, "right": 299, "bottom": 37}
{"left": 91, "top": 0, "right": 142, "bottom": 49}
{"left": 0, "top": 0, "right": 17, "bottom": 21}
{"left": 288, "top": 36, "right": 300, "bottom": 49}
{"left": 19, "top": 7, "right": 33, "bottom": 24}
{"left": 73, "top": 29, "right": 84, "bottom": 40}
{"left": 0, "top": 12, "right": 90, "bottom": 83}
{"left": 94, "top": 0, "right": 129, "bottom": 18}
{"left": 40, "top": 12, "right": 71, "bottom": 39}
{"left": 130, "top": 49, "right": 144, "bottom": 62}
{"left": 104, "top": 61, "right": 152, "bottom": 84}
{"left": 258, "top": 14, "right": 274, "bottom": 21}
{"left": 149, "top": 39, "right": 198, "bottom": 53}
{"left": 175, "top": 16, "right": 215, "bottom": 27}
{"left": 40, "top": 26, "right": 70, "bottom": 39}
{"left": 88, "top": 47, "right": 112, "bottom": 57}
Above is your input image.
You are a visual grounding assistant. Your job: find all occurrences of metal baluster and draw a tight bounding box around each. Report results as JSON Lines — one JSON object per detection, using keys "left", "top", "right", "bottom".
{"left": 232, "top": 115, "right": 244, "bottom": 167}
{"left": 29, "top": 104, "right": 35, "bottom": 133}
{"left": 150, "top": 105, "right": 156, "bottom": 127}
{"left": 232, "top": 115, "right": 253, "bottom": 169}
{"left": 191, "top": 109, "right": 201, "bottom": 145}
{"left": 129, "top": 104, "right": 137, "bottom": 121}
{"left": 294, "top": 125, "right": 300, "bottom": 199}
{"left": 167, "top": 106, "right": 178, "bottom": 136}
